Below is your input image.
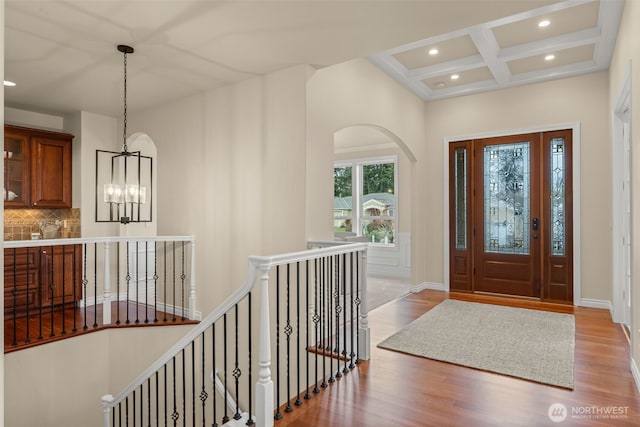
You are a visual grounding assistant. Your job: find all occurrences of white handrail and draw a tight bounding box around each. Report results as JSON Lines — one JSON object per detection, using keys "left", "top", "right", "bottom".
{"left": 4, "top": 235, "right": 194, "bottom": 249}
{"left": 101, "top": 242, "right": 369, "bottom": 423}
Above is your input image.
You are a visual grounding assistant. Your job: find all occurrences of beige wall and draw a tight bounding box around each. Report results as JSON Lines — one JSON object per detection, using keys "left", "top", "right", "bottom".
{"left": 425, "top": 72, "right": 611, "bottom": 302}
{"left": 609, "top": 0, "right": 640, "bottom": 377}
{"left": 128, "top": 65, "right": 310, "bottom": 313}
{"left": 307, "top": 58, "right": 428, "bottom": 283}
{"left": 4, "top": 325, "right": 191, "bottom": 426}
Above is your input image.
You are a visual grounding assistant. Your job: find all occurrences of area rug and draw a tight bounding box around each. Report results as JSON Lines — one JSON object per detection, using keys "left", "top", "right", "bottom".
{"left": 377, "top": 299, "right": 575, "bottom": 388}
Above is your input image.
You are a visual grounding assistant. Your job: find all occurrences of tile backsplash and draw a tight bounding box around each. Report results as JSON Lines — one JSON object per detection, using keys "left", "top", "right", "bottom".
{"left": 4, "top": 208, "right": 81, "bottom": 240}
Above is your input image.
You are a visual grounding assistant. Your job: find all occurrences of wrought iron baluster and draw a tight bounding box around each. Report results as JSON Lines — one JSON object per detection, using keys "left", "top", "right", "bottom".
{"left": 320, "top": 257, "right": 327, "bottom": 389}
{"left": 164, "top": 363, "right": 168, "bottom": 426}
{"left": 25, "top": 247, "right": 32, "bottom": 343}
{"left": 295, "top": 261, "right": 303, "bottom": 406}
{"left": 72, "top": 246, "right": 77, "bottom": 333}
{"left": 334, "top": 254, "right": 342, "bottom": 379}
{"left": 182, "top": 348, "right": 186, "bottom": 427}
{"left": 61, "top": 246, "right": 67, "bottom": 334}
{"left": 247, "top": 292, "right": 254, "bottom": 426}
{"left": 223, "top": 313, "right": 229, "bottom": 424}
{"left": 125, "top": 396, "right": 129, "bottom": 426}
{"left": 234, "top": 303, "right": 242, "bottom": 420}
{"left": 116, "top": 242, "right": 121, "bottom": 325}
{"left": 349, "top": 252, "right": 355, "bottom": 369}
{"left": 93, "top": 243, "right": 98, "bottom": 328}
{"left": 181, "top": 242, "right": 186, "bottom": 320}
{"left": 274, "top": 266, "right": 282, "bottom": 420}
{"left": 82, "top": 243, "right": 88, "bottom": 331}
{"left": 173, "top": 241, "right": 177, "bottom": 321}
{"left": 163, "top": 241, "right": 168, "bottom": 322}
{"left": 328, "top": 255, "right": 335, "bottom": 383}
{"left": 355, "top": 254, "right": 361, "bottom": 364}
{"left": 200, "top": 331, "right": 207, "bottom": 427}
{"left": 126, "top": 241, "right": 131, "bottom": 325}
{"left": 154, "top": 241, "right": 159, "bottom": 322}
{"left": 285, "top": 264, "right": 293, "bottom": 413}
{"left": 11, "top": 248, "right": 17, "bottom": 346}
{"left": 49, "top": 245, "right": 55, "bottom": 337}
{"left": 145, "top": 241, "right": 149, "bottom": 324}
{"left": 139, "top": 383, "right": 143, "bottom": 426}
{"left": 156, "top": 371, "right": 160, "bottom": 427}
{"left": 313, "top": 258, "right": 320, "bottom": 394}
{"left": 191, "top": 341, "right": 196, "bottom": 427}
{"left": 305, "top": 259, "right": 312, "bottom": 400}
{"left": 135, "top": 241, "right": 140, "bottom": 324}
{"left": 133, "top": 389, "right": 136, "bottom": 427}
{"left": 172, "top": 356, "right": 179, "bottom": 426}
{"left": 211, "top": 324, "right": 218, "bottom": 427}
{"left": 342, "top": 253, "right": 349, "bottom": 374}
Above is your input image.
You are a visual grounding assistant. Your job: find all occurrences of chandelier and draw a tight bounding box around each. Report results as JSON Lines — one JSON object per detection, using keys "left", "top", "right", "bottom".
{"left": 95, "top": 45, "right": 153, "bottom": 224}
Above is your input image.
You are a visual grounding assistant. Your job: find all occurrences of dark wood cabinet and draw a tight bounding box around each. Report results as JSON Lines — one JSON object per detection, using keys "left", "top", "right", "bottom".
{"left": 4, "top": 125, "right": 73, "bottom": 209}
{"left": 4, "top": 245, "right": 82, "bottom": 317}
{"left": 4, "top": 248, "right": 39, "bottom": 316}
{"left": 39, "top": 245, "right": 82, "bottom": 307}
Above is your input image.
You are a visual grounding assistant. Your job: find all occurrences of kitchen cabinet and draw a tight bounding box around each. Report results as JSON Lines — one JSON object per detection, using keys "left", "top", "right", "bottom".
{"left": 4, "top": 125, "right": 73, "bottom": 208}
{"left": 4, "top": 247, "right": 39, "bottom": 316}
{"left": 4, "top": 244, "right": 83, "bottom": 317}
{"left": 39, "top": 245, "right": 83, "bottom": 307}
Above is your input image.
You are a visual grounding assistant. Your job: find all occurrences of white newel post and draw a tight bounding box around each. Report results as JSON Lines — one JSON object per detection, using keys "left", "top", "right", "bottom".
{"left": 103, "top": 241, "right": 111, "bottom": 325}
{"left": 101, "top": 394, "right": 113, "bottom": 427}
{"left": 358, "top": 249, "right": 371, "bottom": 360}
{"left": 255, "top": 266, "right": 274, "bottom": 427}
{"left": 189, "top": 239, "right": 197, "bottom": 320}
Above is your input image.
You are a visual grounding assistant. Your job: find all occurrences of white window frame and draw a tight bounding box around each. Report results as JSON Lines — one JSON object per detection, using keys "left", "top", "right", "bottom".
{"left": 334, "top": 155, "right": 398, "bottom": 247}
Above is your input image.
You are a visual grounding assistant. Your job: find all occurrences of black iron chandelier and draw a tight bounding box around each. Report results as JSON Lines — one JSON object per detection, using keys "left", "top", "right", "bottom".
{"left": 95, "top": 45, "right": 153, "bottom": 224}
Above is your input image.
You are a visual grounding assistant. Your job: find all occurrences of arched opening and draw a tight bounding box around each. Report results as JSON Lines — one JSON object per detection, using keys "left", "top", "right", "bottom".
{"left": 333, "top": 124, "right": 417, "bottom": 309}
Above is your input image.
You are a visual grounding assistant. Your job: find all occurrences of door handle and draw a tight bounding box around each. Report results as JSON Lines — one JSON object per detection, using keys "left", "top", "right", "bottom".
{"left": 532, "top": 218, "right": 539, "bottom": 231}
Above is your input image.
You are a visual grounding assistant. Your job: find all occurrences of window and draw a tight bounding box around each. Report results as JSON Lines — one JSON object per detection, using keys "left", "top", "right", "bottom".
{"left": 334, "top": 157, "right": 397, "bottom": 245}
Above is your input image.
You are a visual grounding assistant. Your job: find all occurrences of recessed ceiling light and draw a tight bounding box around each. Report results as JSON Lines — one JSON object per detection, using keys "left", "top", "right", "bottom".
{"left": 429, "top": 48, "right": 439, "bottom": 56}
{"left": 435, "top": 81, "right": 446, "bottom": 89}
{"left": 450, "top": 74, "right": 459, "bottom": 80}
{"left": 4, "top": 80, "right": 16, "bottom": 87}
{"left": 538, "top": 19, "right": 550, "bottom": 28}
{"left": 545, "top": 54, "right": 555, "bottom": 61}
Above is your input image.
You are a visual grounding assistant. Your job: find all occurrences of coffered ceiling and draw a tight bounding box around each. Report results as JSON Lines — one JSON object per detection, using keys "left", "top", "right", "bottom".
{"left": 369, "top": 0, "right": 624, "bottom": 101}
{"left": 4, "top": 1, "right": 623, "bottom": 117}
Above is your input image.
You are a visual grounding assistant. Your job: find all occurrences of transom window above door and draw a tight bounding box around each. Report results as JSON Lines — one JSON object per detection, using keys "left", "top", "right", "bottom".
{"left": 334, "top": 156, "right": 397, "bottom": 245}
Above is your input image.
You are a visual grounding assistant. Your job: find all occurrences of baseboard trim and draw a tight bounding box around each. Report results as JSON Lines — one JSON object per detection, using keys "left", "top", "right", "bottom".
{"left": 412, "top": 282, "right": 445, "bottom": 292}
{"left": 631, "top": 357, "right": 640, "bottom": 394}
{"left": 578, "top": 298, "right": 613, "bottom": 313}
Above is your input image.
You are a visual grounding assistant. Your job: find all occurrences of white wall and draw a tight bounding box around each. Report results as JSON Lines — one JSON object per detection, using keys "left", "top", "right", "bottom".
{"left": 609, "top": 0, "right": 640, "bottom": 385}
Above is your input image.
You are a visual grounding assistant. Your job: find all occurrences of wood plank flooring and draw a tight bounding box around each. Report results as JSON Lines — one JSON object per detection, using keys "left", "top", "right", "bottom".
{"left": 4, "top": 301, "right": 198, "bottom": 353}
{"left": 275, "top": 290, "right": 640, "bottom": 426}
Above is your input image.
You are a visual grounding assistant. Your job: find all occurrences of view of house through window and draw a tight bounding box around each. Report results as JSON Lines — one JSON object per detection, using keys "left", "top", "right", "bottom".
{"left": 334, "top": 157, "right": 397, "bottom": 245}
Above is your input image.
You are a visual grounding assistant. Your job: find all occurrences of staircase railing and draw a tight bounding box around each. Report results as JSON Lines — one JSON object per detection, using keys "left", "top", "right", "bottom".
{"left": 101, "top": 242, "right": 370, "bottom": 427}
{"left": 4, "top": 236, "right": 197, "bottom": 352}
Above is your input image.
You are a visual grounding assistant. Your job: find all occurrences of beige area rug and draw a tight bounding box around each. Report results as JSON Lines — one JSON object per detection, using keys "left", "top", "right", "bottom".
{"left": 378, "top": 299, "right": 575, "bottom": 389}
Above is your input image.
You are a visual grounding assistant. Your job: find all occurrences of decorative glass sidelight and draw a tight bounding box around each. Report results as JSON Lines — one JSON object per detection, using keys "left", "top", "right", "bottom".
{"left": 484, "top": 142, "right": 531, "bottom": 254}
{"left": 454, "top": 148, "right": 467, "bottom": 249}
{"left": 550, "top": 138, "right": 566, "bottom": 256}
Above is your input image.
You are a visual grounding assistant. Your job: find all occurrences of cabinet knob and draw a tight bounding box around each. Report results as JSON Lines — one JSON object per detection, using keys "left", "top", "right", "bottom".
{"left": 33, "top": 202, "right": 37, "bottom": 206}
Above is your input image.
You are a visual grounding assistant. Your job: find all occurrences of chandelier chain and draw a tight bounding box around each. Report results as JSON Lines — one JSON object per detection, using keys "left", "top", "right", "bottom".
{"left": 123, "top": 50, "right": 128, "bottom": 153}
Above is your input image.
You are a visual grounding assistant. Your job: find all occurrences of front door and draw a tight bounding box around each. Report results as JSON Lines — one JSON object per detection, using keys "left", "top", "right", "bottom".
{"left": 449, "top": 129, "right": 573, "bottom": 303}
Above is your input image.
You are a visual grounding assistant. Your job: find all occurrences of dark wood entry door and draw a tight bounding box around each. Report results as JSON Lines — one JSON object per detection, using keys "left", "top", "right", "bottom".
{"left": 449, "top": 130, "right": 573, "bottom": 303}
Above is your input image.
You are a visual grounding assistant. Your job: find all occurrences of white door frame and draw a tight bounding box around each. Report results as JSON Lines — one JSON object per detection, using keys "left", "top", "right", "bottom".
{"left": 443, "top": 122, "right": 582, "bottom": 305}
{"left": 612, "top": 62, "right": 632, "bottom": 325}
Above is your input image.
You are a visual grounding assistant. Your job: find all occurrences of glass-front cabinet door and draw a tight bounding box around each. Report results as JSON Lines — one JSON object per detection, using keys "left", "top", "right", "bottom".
{"left": 4, "top": 129, "right": 31, "bottom": 207}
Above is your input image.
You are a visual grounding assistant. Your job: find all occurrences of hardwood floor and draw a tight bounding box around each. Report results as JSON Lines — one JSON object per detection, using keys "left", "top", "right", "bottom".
{"left": 4, "top": 301, "right": 198, "bottom": 353}
{"left": 275, "top": 290, "right": 640, "bottom": 426}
